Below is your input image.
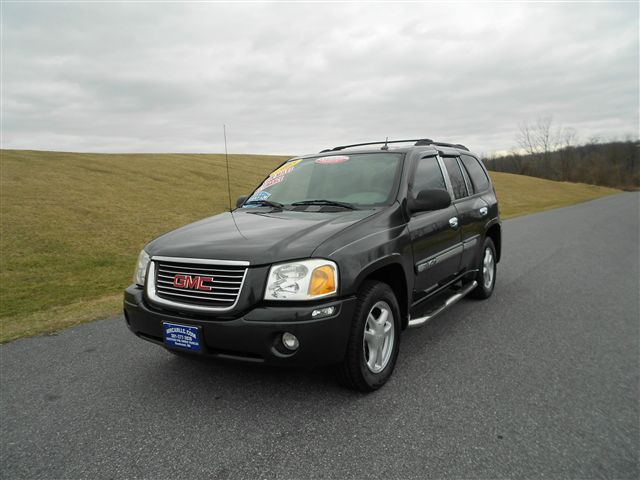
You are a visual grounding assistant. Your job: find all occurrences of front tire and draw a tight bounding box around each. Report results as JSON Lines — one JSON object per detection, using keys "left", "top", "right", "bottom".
{"left": 469, "top": 237, "right": 497, "bottom": 299}
{"left": 337, "top": 281, "right": 401, "bottom": 392}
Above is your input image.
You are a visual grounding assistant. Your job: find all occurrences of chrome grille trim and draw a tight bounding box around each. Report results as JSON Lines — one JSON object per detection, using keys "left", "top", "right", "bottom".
{"left": 151, "top": 289, "right": 237, "bottom": 302}
{"left": 146, "top": 257, "right": 249, "bottom": 312}
{"left": 153, "top": 264, "right": 245, "bottom": 273}
{"left": 151, "top": 256, "right": 249, "bottom": 266}
{"left": 154, "top": 285, "right": 239, "bottom": 296}
{"left": 155, "top": 279, "right": 240, "bottom": 290}
{"left": 156, "top": 274, "right": 242, "bottom": 285}
{"left": 155, "top": 269, "right": 244, "bottom": 278}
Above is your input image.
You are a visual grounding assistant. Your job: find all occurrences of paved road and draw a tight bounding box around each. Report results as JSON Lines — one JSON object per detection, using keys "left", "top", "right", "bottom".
{"left": 2, "top": 193, "right": 638, "bottom": 479}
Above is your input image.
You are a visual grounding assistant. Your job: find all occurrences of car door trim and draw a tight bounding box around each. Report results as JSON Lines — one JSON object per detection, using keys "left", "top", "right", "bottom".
{"left": 435, "top": 155, "right": 455, "bottom": 198}
{"left": 415, "top": 242, "right": 464, "bottom": 273}
{"left": 462, "top": 234, "right": 481, "bottom": 249}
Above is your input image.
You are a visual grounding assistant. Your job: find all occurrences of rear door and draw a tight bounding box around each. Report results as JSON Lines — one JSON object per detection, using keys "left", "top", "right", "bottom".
{"left": 408, "top": 154, "right": 462, "bottom": 296}
{"left": 441, "top": 154, "right": 490, "bottom": 271}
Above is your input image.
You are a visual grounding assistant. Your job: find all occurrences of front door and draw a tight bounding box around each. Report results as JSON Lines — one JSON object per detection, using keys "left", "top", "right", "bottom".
{"left": 408, "top": 155, "right": 462, "bottom": 295}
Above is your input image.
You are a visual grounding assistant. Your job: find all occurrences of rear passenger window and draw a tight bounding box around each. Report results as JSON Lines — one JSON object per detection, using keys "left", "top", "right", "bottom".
{"left": 460, "top": 155, "right": 490, "bottom": 193}
{"left": 442, "top": 157, "right": 468, "bottom": 199}
{"left": 412, "top": 156, "right": 446, "bottom": 193}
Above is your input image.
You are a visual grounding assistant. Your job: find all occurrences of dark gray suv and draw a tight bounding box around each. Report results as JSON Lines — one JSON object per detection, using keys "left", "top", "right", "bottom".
{"left": 124, "top": 139, "right": 501, "bottom": 391}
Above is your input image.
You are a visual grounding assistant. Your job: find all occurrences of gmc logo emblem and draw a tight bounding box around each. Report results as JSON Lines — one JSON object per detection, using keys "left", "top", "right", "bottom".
{"left": 173, "top": 274, "right": 214, "bottom": 291}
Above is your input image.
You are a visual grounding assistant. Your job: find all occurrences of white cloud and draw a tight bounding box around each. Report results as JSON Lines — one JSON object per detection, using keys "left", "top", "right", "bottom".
{"left": 2, "top": 2, "right": 638, "bottom": 156}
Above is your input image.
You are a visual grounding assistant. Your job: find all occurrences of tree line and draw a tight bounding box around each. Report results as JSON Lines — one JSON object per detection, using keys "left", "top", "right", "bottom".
{"left": 481, "top": 118, "right": 639, "bottom": 189}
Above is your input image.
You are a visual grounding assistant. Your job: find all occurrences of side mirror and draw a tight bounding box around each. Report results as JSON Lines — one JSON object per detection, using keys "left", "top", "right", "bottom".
{"left": 236, "top": 195, "right": 249, "bottom": 208}
{"left": 410, "top": 189, "right": 451, "bottom": 213}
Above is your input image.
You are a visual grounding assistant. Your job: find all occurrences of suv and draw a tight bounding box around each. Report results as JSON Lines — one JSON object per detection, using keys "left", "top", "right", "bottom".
{"left": 124, "top": 139, "right": 501, "bottom": 391}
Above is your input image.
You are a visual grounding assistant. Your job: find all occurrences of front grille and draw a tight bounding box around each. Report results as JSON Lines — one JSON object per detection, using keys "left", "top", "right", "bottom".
{"left": 154, "top": 260, "right": 247, "bottom": 309}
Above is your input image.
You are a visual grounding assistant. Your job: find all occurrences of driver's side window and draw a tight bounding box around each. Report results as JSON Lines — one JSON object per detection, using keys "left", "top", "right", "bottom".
{"left": 412, "top": 156, "right": 446, "bottom": 195}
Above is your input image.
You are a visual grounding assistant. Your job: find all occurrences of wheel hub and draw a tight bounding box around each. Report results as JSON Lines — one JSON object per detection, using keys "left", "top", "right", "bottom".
{"left": 363, "top": 301, "right": 395, "bottom": 373}
{"left": 482, "top": 247, "right": 495, "bottom": 289}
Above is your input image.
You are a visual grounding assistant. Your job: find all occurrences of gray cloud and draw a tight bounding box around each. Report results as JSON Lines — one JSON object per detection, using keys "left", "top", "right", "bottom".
{"left": 2, "top": 2, "right": 638, "bottom": 156}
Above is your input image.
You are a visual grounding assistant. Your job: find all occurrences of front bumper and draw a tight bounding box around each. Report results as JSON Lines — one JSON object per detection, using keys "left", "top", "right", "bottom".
{"left": 123, "top": 285, "right": 356, "bottom": 367}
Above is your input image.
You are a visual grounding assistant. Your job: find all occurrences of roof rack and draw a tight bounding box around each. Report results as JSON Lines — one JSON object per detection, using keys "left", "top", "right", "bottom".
{"left": 416, "top": 140, "right": 469, "bottom": 151}
{"left": 320, "top": 138, "right": 468, "bottom": 152}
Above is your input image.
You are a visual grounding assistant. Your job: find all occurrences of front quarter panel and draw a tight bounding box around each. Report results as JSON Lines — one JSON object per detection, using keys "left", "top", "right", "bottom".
{"left": 312, "top": 204, "right": 413, "bottom": 299}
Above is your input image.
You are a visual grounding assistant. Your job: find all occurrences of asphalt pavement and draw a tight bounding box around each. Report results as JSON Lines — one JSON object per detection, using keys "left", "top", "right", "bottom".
{"left": 1, "top": 192, "right": 638, "bottom": 479}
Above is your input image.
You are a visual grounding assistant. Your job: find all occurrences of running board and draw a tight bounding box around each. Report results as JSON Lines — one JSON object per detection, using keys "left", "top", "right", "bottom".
{"left": 408, "top": 281, "right": 477, "bottom": 329}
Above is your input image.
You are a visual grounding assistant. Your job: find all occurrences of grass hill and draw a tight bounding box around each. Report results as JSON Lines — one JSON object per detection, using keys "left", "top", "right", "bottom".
{"left": 0, "top": 149, "right": 619, "bottom": 342}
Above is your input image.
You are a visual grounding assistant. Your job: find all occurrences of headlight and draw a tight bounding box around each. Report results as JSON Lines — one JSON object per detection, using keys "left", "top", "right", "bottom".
{"left": 265, "top": 259, "right": 338, "bottom": 300}
{"left": 133, "top": 250, "right": 151, "bottom": 286}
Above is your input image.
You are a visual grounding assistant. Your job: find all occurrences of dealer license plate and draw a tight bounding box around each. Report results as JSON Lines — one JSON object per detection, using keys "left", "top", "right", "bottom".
{"left": 163, "top": 322, "right": 202, "bottom": 352}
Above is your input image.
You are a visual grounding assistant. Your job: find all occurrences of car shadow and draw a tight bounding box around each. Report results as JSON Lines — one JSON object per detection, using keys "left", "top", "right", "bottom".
{"left": 125, "top": 296, "right": 485, "bottom": 406}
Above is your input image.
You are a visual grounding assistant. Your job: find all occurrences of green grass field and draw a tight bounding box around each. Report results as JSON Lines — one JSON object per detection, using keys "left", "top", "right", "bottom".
{"left": 0, "top": 149, "right": 620, "bottom": 343}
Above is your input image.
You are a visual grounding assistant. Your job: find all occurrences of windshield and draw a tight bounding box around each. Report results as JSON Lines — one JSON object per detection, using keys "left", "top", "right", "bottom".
{"left": 244, "top": 152, "right": 403, "bottom": 208}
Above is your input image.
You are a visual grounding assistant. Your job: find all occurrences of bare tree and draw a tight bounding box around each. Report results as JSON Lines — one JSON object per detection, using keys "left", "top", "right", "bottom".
{"left": 535, "top": 116, "right": 553, "bottom": 158}
{"left": 516, "top": 121, "right": 539, "bottom": 157}
{"left": 558, "top": 127, "right": 578, "bottom": 181}
{"left": 517, "top": 117, "right": 562, "bottom": 156}
{"left": 516, "top": 117, "right": 566, "bottom": 179}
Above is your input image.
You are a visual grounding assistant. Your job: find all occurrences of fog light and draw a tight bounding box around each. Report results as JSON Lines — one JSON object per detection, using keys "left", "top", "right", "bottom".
{"left": 281, "top": 332, "right": 299, "bottom": 351}
{"left": 312, "top": 306, "right": 335, "bottom": 318}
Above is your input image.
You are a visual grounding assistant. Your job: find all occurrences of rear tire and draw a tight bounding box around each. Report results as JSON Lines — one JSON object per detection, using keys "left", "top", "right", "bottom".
{"left": 469, "top": 237, "right": 497, "bottom": 300}
{"left": 337, "top": 281, "right": 401, "bottom": 392}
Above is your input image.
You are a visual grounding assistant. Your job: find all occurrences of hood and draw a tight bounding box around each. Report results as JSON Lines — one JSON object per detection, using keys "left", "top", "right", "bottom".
{"left": 145, "top": 208, "right": 378, "bottom": 265}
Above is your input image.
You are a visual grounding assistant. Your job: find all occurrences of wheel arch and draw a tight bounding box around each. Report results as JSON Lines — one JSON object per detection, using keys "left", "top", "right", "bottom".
{"left": 353, "top": 255, "right": 411, "bottom": 330}
{"left": 485, "top": 222, "right": 502, "bottom": 262}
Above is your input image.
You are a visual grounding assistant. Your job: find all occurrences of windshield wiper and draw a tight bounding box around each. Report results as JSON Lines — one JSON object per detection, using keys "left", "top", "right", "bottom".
{"left": 243, "top": 199, "right": 284, "bottom": 209}
{"left": 291, "top": 199, "right": 357, "bottom": 210}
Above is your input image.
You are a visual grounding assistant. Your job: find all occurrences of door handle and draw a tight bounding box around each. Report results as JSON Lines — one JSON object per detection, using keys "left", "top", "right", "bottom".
{"left": 449, "top": 217, "right": 459, "bottom": 229}
{"left": 479, "top": 206, "right": 488, "bottom": 217}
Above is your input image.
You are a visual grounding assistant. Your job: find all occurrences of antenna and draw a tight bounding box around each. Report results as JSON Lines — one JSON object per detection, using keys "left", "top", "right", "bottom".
{"left": 223, "top": 124, "right": 232, "bottom": 212}
{"left": 381, "top": 136, "right": 389, "bottom": 150}
{"left": 222, "top": 125, "right": 247, "bottom": 240}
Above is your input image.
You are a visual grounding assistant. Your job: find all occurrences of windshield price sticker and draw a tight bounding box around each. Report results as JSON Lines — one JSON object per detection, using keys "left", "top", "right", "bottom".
{"left": 256, "top": 175, "right": 284, "bottom": 192}
{"left": 255, "top": 160, "right": 301, "bottom": 192}
{"left": 315, "top": 155, "right": 350, "bottom": 165}
{"left": 269, "top": 159, "right": 301, "bottom": 178}
{"left": 248, "top": 191, "right": 271, "bottom": 202}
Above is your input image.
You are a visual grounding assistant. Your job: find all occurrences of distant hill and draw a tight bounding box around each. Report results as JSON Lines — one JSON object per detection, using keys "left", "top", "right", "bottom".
{"left": 483, "top": 140, "right": 639, "bottom": 190}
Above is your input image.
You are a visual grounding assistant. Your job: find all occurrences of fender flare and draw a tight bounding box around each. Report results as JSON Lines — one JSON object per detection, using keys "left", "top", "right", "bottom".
{"left": 351, "top": 253, "right": 412, "bottom": 325}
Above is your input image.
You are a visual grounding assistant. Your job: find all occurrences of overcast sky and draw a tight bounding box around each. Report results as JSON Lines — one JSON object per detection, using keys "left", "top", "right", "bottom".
{"left": 2, "top": 1, "right": 638, "bottom": 156}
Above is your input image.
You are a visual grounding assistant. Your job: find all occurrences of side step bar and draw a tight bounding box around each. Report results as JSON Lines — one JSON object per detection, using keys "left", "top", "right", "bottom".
{"left": 408, "top": 281, "right": 477, "bottom": 329}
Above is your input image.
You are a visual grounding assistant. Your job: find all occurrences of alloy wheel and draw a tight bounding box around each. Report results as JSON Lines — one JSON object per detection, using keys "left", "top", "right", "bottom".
{"left": 363, "top": 301, "right": 395, "bottom": 373}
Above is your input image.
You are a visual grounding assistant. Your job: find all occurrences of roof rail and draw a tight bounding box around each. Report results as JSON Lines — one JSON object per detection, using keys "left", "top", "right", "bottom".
{"left": 321, "top": 138, "right": 468, "bottom": 152}
{"left": 325, "top": 139, "right": 433, "bottom": 151}
{"left": 430, "top": 141, "right": 469, "bottom": 151}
